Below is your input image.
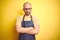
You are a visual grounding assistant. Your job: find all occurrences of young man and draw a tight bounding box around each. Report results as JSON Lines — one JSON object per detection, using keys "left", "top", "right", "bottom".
{"left": 16, "top": 2, "right": 40, "bottom": 40}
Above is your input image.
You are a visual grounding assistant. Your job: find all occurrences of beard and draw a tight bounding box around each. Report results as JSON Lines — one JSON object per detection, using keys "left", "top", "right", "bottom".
{"left": 25, "top": 12, "right": 31, "bottom": 16}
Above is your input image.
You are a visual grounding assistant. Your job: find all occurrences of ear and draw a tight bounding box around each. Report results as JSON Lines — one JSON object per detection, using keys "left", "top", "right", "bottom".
{"left": 23, "top": 8, "right": 24, "bottom": 11}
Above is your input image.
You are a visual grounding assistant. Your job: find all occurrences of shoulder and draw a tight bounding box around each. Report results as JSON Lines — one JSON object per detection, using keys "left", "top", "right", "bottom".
{"left": 32, "top": 15, "right": 38, "bottom": 21}
{"left": 32, "top": 15, "right": 39, "bottom": 25}
{"left": 17, "top": 15, "right": 23, "bottom": 18}
{"left": 16, "top": 15, "right": 24, "bottom": 21}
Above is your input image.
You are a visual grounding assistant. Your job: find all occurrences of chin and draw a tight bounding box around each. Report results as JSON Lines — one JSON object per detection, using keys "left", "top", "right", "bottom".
{"left": 26, "top": 14, "right": 30, "bottom": 16}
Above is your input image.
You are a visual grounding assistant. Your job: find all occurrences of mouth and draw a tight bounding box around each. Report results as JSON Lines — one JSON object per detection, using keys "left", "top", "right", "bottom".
{"left": 25, "top": 12, "right": 30, "bottom": 15}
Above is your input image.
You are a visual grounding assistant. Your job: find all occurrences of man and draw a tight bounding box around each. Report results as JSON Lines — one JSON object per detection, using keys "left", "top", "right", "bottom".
{"left": 16, "top": 2, "right": 40, "bottom": 40}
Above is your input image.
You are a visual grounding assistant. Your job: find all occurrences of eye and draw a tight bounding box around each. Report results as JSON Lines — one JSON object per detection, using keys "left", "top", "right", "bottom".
{"left": 24, "top": 8, "right": 32, "bottom": 10}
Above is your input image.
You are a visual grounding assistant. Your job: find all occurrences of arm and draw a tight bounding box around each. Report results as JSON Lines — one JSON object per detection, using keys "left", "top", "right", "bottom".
{"left": 16, "top": 16, "right": 34, "bottom": 33}
{"left": 16, "top": 25, "right": 33, "bottom": 33}
{"left": 25, "top": 25, "right": 39, "bottom": 35}
{"left": 25, "top": 17, "right": 40, "bottom": 35}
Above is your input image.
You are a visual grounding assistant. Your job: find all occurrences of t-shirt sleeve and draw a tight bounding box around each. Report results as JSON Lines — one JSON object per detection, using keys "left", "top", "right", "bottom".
{"left": 33, "top": 16, "right": 39, "bottom": 25}
{"left": 16, "top": 16, "right": 21, "bottom": 26}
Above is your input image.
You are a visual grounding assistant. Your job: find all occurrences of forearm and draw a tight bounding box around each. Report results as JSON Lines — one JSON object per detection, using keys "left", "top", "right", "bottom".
{"left": 25, "top": 29, "right": 38, "bottom": 35}
{"left": 20, "top": 27, "right": 33, "bottom": 33}
{"left": 25, "top": 29, "right": 36, "bottom": 34}
{"left": 16, "top": 26, "right": 39, "bottom": 35}
{"left": 16, "top": 26, "right": 33, "bottom": 33}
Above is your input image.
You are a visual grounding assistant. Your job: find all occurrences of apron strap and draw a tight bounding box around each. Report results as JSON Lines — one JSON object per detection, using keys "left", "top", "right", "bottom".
{"left": 22, "top": 15, "right": 33, "bottom": 21}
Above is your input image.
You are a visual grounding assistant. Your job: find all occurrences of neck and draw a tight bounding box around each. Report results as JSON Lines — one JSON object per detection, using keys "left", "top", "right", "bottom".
{"left": 25, "top": 14, "right": 31, "bottom": 17}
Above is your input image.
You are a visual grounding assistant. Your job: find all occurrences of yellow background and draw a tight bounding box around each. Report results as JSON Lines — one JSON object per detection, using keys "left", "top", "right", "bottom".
{"left": 0, "top": 0, "right": 60, "bottom": 40}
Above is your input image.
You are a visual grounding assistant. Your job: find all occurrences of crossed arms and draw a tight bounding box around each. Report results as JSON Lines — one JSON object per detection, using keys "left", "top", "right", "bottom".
{"left": 16, "top": 16, "right": 40, "bottom": 35}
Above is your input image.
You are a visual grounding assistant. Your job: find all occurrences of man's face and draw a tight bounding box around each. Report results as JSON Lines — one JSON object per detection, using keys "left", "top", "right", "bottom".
{"left": 23, "top": 3, "right": 32, "bottom": 16}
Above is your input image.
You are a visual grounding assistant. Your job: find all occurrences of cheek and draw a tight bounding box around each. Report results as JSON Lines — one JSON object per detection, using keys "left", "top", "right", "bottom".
{"left": 29, "top": 10, "right": 31, "bottom": 12}
{"left": 28, "top": 10, "right": 31, "bottom": 11}
{"left": 24, "top": 10, "right": 27, "bottom": 11}
{"left": 23, "top": 10, "right": 26, "bottom": 12}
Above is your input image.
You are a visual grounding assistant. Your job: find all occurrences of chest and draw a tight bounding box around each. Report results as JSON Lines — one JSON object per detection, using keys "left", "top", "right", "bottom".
{"left": 21, "top": 21, "right": 34, "bottom": 28}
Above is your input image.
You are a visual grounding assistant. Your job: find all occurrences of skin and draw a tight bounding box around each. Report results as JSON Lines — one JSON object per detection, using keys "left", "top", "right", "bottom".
{"left": 16, "top": 2, "right": 40, "bottom": 35}
{"left": 23, "top": 2, "right": 32, "bottom": 16}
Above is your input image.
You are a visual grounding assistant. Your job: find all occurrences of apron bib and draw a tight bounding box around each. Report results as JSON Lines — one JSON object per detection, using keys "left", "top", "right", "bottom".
{"left": 18, "top": 15, "right": 35, "bottom": 40}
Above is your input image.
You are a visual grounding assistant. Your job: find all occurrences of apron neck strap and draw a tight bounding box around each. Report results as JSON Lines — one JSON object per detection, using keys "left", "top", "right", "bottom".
{"left": 22, "top": 15, "right": 33, "bottom": 21}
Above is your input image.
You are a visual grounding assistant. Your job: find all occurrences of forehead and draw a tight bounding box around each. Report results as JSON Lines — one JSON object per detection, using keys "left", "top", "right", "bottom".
{"left": 23, "top": 3, "right": 32, "bottom": 8}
